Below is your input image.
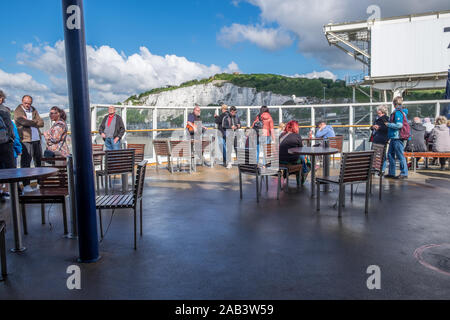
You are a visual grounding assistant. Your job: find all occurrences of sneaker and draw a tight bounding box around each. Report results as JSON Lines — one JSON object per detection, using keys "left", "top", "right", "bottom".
{"left": 23, "top": 185, "right": 34, "bottom": 193}
{"left": 0, "top": 195, "right": 5, "bottom": 203}
{"left": 0, "top": 192, "right": 9, "bottom": 198}
{"left": 395, "top": 175, "right": 408, "bottom": 180}
{"left": 226, "top": 163, "right": 233, "bottom": 169}
{"left": 385, "top": 175, "right": 396, "bottom": 179}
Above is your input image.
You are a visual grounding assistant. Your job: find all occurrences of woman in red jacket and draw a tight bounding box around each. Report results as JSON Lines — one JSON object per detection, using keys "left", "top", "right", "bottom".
{"left": 252, "top": 106, "right": 275, "bottom": 144}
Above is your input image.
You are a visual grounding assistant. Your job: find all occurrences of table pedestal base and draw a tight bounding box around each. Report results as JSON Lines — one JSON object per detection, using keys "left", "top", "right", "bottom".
{"left": 9, "top": 182, "right": 26, "bottom": 253}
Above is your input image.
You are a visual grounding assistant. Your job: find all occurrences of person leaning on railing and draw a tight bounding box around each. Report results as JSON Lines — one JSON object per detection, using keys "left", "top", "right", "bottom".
{"left": 222, "top": 106, "right": 241, "bottom": 169}
{"left": 427, "top": 116, "right": 450, "bottom": 171}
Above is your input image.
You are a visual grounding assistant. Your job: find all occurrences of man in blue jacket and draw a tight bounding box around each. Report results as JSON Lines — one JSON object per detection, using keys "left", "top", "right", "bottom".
{"left": 312, "top": 121, "right": 336, "bottom": 139}
{"left": 385, "top": 96, "right": 409, "bottom": 179}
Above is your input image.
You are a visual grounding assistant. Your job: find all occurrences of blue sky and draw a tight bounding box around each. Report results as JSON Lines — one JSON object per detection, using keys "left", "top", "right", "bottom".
{"left": 0, "top": 0, "right": 448, "bottom": 109}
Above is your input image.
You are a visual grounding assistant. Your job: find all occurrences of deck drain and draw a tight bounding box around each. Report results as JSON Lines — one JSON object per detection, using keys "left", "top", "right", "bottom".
{"left": 414, "top": 244, "right": 450, "bottom": 276}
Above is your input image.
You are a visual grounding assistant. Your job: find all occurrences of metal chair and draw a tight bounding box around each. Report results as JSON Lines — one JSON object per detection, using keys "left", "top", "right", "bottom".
{"left": 19, "top": 157, "right": 69, "bottom": 235}
{"left": 93, "top": 144, "right": 104, "bottom": 187}
{"left": 316, "top": 151, "right": 374, "bottom": 217}
{"left": 96, "top": 160, "right": 148, "bottom": 250}
{"left": 237, "top": 147, "right": 281, "bottom": 202}
{"left": 329, "top": 135, "right": 344, "bottom": 168}
{"left": 127, "top": 144, "right": 146, "bottom": 164}
{"left": 153, "top": 140, "right": 173, "bottom": 173}
{"left": 0, "top": 221, "right": 6, "bottom": 280}
{"left": 96, "top": 149, "right": 135, "bottom": 195}
{"left": 370, "top": 143, "right": 387, "bottom": 200}
{"left": 170, "top": 140, "right": 194, "bottom": 173}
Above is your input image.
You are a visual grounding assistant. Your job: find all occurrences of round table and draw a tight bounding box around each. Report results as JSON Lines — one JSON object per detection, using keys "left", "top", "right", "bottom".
{"left": 0, "top": 168, "right": 59, "bottom": 252}
{"left": 288, "top": 147, "right": 339, "bottom": 198}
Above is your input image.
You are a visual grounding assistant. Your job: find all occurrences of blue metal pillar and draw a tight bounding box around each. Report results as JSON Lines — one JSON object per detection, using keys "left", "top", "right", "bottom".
{"left": 62, "top": 0, "right": 100, "bottom": 263}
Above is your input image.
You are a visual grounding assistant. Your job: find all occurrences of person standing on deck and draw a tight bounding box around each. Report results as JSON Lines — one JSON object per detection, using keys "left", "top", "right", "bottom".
{"left": 99, "top": 106, "right": 125, "bottom": 151}
{"left": 14, "top": 95, "right": 44, "bottom": 192}
{"left": 385, "top": 96, "right": 410, "bottom": 180}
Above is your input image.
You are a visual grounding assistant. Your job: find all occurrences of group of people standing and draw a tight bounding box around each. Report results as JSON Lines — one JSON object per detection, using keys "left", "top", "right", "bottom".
{"left": 370, "top": 96, "right": 450, "bottom": 176}
{"left": 0, "top": 91, "right": 69, "bottom": 200}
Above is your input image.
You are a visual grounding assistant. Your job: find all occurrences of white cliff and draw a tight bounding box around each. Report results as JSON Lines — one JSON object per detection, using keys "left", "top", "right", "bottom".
{"left": 126, "top": 81, "right": 306, "bottom": 107}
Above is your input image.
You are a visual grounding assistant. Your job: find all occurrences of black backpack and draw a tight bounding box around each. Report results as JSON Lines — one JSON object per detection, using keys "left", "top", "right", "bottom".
{"left": 0, "top": 114, "right": 10, "bottom": 144}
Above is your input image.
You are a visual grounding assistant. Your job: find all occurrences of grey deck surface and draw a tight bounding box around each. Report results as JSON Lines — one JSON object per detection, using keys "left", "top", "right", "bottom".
{"left": 0, "top": 165, "right": 449, "bottom": 300}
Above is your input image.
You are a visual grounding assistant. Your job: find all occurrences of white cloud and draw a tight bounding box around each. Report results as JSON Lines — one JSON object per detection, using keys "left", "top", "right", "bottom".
{"left": 15, "top": 41, "right": 241, "bottom": 106}
{"left": 224, "top": 0, "right": 450, "bottom": 68}
{"left": 0, "top": 68, "right": 68, "bottom": 112}
{"left": 218, "top": 23, "right": 293, "bottom": 51}
{"left": 288, "top": 70, "right": 338, "bottom": 81}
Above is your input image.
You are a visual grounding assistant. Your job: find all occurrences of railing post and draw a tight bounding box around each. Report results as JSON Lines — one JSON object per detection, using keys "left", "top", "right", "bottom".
{"left": 153, "top": 107, "right": 158, "bottom": 141}
{"left": 436, "top": 102, "right": 441, "bottom": 119}
{"left": 184, "top": 107, "right": 188, "bottom": 127}
{"left": 122, "top": 105, "right": 128, "bottom": 147}
{"left": 91, "top": 105, "right": 97, "bottom": 143}
{"left": 311, "top": 106, "right": 316, "bottom": 135}
{"left": 349, "top": 105, "right": 354, "bottom": 152}
{"left": 279, "top": 106, "right": 283, "bottom": 125}
{"left": 247, "top": 107, "right": 251, "bottom": 128}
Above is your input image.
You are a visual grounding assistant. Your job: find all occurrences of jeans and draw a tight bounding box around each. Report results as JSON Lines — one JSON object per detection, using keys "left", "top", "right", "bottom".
{"left": 388, "top": 139, "right": 408, "bottom": 176}
{"left": 21, "top": 141, "right": 42, "bottom": 186}
{"left": 222, "top": 136, "right": 227, "bottom": 165}
{"left": 105, "top": 138, "right": 121, "bottom": 150}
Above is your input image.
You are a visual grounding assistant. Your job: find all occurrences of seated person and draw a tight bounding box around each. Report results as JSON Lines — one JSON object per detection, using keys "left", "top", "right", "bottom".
{"left": 428, "top": 116, "right": 450, "bottom": 170}
{"left": 312, "top": 120, "right": 336, "bottom": 140}
{"left": 279, "top": 120, "right": 310, "bottom": 184}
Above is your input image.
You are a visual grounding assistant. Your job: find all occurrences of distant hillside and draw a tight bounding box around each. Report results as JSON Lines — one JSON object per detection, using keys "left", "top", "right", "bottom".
{"left": 124, "top": 73, "right": 445, "bottom": 105}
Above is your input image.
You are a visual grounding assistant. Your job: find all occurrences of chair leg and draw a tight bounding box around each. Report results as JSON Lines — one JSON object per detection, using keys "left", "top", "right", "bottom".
{"left": 98, "top": 209, "right": 103, "bottom": 239}
{"left": 0, "top": 225, "right": 6, "bottom": 277}
{"left": 140, "top": 199, "right": 143, "bottom": 237}
{"left": 134, "top": 207, "right": 137, "bottom": 250}
{"left": 338, "top": 185, "right": 344, "bottom": 218}
{"left": 316, "top": 181, "right": 321, "bottom": 212}
{"left": 277, "top": 172, "right": 281, "bottom": 200}
{"left": 62, "top": 200, "right": 68, "bottom": 235}
{"left": 296, "top": 173, "right": 300, "bottom": 189}
{"left": 256, "top": 175, "right": 260, "bottom": 203}
{"left": 21, "top": 204, "right": 28, "bottom": 235}
{"left": 266, "top": 176, "right": 268, "bottom": 192}
{"left": 41, "top": 203, "right": 46, "bottom": 225}
{"left": 365, "top": 181, "right": 370, "bottom": 215}
{"left": 379, "top": 175, "right": 383, "bottom": 201}
{"left": 350, "top": 184, "right": 354, "bottom": 202}
{"left": 286, "top": 173, "right": 289, "bottom": 191}
{"left": 239, "top": 171, "right": 243, "bottom": 199}
{"left": 369, "top": 173, "right": 373, "bottom": 195}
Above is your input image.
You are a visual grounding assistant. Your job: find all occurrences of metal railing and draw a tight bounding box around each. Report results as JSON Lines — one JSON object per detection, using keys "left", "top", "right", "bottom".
{"left": 39, "top": 100, "right": 448, "bottom": 164}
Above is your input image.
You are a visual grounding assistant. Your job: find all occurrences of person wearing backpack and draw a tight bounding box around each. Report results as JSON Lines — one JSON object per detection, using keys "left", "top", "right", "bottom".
{"left": 0, "top": 90, "right": 16, "bottom": 170}
{"left": 385, "top": 96, "right": 410, "bottom": 179}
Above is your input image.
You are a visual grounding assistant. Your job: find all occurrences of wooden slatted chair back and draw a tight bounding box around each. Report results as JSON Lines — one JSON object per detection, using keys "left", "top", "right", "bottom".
{"left": 39, "top": 157, "right": 68, "bottom": 190}
{"left": 170, "top": 140, "right": 191, "bottom": 158}
{"left": 371, "top": 143, "right": 386, "bottom": 172}
{"left": 153, "top": 140, "right": 171, "bottom": 157}
{"left": 262, "top": 143, "right": 279, "bottom": 168}
{"left": 134, "top": 160, "right": 148, "bottom": 202}
{"left": 127, "top": 144, "right": 146, "bottom": 164}
{"left": 339, "top": 151, "right": 374, "bottom": 184}
{"left": 104, "top": 149, "right": 136, "bottom": 175}
{"left": 329, "top": 135, "right": 344, "bottom": 152}
{"left": 92, "top": 144, "right": 104, "bottom": 166}
{"left": 237, "top": 148, "right": 258, "bottom": 174}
